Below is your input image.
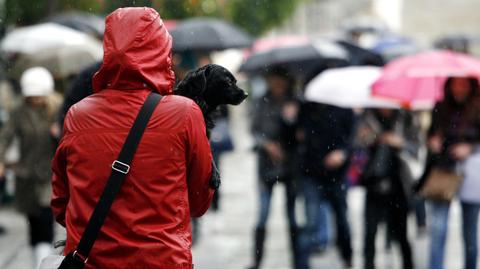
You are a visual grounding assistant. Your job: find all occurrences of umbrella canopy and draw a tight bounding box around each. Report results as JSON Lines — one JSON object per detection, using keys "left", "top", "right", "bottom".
{"left": 239, "top": 39, "right": 349, "bottom": 75}
{"left": 342, "top": 19, "right": 388, "bottom": 36}
{"left": 10, "top": 44, "right": 103, "bottom": 79}
{"left": 372, "top": 50, "right": 480, "bottom": 108}
{"left": 47, "top": 11, "right": 105, "bottom": 38}
{"left": 371, "top": 36, "right": 418, "bottom": 62}
{"left": 170, "top": 17, "right": 253, "bottom": 52}
{"left": 250, "top": 35, "right": 310, "bottom": 54}
{"left": 1, "top": 23, "right": 101, "bottom": 55}
{"left": 305, "top": 66, "right": 400, "bottom": 109}
{"left": 336, "top": 40, "right": 384, "bottom": 66}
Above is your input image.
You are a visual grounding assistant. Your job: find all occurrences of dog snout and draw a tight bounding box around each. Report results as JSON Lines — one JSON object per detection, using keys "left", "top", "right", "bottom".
{"left": 231, "top": 89, "right": 248, "bottom": 105}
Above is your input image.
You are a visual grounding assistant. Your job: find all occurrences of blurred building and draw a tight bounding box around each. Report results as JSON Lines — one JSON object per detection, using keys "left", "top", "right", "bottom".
{"left": 402, "top": 0, "right": 480, "bottom": 44}
{"left": 270, "top": 0, "right": 374, "bottom": 38}
{"left": 272, "top": 0, "right": 480, "bottom": 47}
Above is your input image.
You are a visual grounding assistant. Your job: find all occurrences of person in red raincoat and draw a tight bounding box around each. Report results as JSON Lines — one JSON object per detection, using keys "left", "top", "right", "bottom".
{"left": 51, "top": 7, "right": 214, "bottom": 269}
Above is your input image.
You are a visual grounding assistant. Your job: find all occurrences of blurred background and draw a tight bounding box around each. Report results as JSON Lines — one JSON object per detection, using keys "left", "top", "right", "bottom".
{"left": 0, "top": 1, "right": 479, "bottom": 269}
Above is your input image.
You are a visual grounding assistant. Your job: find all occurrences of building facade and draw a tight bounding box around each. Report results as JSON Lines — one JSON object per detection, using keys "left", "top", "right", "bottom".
{"left": 272, "top": 0, "right": 480, "bottom": 46}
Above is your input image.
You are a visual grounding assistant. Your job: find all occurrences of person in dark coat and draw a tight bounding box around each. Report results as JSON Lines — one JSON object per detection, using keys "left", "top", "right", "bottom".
{"left": 57, "top": 61, "right": 101, "bottom": 128}
{"left": 248, "top": 67, "right": 300, "bottom": 269}
{"left": 296, "top": 101, "right": 356, "bottom": 269}
{"left": 357, "top": 109, "right": 419, "bottom": 269}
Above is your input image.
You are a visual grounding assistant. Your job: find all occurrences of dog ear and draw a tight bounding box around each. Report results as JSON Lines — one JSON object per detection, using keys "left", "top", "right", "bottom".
{"left": 174, "top": 68, "right": 207, "bottom": 96}
{"left": 203, "top": 64, "right": 214, "bottom": 78}
{"left": 191, "top": 68, "right": 207, "bottom": 95}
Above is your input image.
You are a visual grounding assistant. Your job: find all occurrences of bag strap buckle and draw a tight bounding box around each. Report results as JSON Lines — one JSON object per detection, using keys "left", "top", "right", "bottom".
{"left": 112, "top": 160, "right": 130, "bottom": 174}
{"left": 72, "top": 250, "right": 88, "bottom": 264}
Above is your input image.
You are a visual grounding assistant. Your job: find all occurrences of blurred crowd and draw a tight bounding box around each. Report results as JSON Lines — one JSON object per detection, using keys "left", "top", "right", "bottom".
{"left": 0, "top": 8, "right": 478, "bottom": 269}
{"left": 247, "top": 67, "right": 480, "bottom": 269}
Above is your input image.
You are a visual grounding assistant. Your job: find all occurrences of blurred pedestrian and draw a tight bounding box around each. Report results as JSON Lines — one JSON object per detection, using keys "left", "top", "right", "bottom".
{"left": 357, "top": 109, "right": 419, "bottom": 269}
{"left": 459, "top": 147, "right": 480, "bottom": 269}
{"left": 418, "top": 77, "right": 480, "bottom": 269}
{"left": 248, "top": 67, "right": 299, "bottom": 269}
{"left": 210, "top": 105, "right": 234, "bottom": 212}
{"left": 297, "top": 101, "right": 355, "bottom": 269}
{"left": 51, "top": 8, "right": 214, "bottom": 268}
{"left": 0, "top": 67, "right": 58, "bottom": 268}
{"left": 0, "top": 79, "right": 17, "bottom": 235}
{"left": 57, "top": 61, "right": 101, "bottom": 129}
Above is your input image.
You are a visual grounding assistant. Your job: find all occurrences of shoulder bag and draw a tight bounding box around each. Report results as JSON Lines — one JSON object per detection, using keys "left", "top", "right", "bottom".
{"left": 40, "top": 92, "right": 162, "bottom": 269}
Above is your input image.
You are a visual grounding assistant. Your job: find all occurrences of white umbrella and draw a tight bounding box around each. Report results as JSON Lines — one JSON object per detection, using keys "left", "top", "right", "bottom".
{"left": 11, "top": 45, "right": 102, "bottom": 79}
{"left": 304, "top": 66, "right": 400, "bottom": 109}
{"left": 1, "top": 23, "right": 102, "bottom": 55}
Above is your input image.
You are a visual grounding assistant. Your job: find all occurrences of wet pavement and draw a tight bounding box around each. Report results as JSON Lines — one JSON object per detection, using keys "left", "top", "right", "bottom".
{"left": 0, "top": 105, "right": 474, "bottom": 269}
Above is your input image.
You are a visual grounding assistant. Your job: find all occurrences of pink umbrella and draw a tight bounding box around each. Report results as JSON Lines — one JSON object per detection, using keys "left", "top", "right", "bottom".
{"left": 372, "top": 50, "right": 480, "bottom": 108}
{"left": 251, "top": 35, "right": 310, "bottom": 53}
{"left": 242, "top": 35, "right": 309, "bottom": 61}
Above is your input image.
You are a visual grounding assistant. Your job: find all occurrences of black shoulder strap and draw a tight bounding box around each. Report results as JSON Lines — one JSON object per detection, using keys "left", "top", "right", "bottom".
{"left": 62, "top": 92, "right": 162, "bottom": 267}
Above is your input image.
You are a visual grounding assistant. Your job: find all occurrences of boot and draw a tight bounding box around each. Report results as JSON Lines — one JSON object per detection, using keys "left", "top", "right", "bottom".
{"left": 33, "top": 242, "right": 52, "bottom": 269}
{"left": 247, "top": 227, "right": 266, "bottom": 269}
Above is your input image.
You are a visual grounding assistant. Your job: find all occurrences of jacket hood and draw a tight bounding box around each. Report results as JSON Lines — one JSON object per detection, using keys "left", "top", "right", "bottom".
{"left": 93, "top": 7, "right": 175, "bottom": 94}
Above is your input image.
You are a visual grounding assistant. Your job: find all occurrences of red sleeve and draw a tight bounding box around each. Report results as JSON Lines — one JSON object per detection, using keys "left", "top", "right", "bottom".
{"left": 51, "top": 135, "right": 70, "bottom": 227}
{"left": 185, "top": 103, "right": 214, "bottom": 217}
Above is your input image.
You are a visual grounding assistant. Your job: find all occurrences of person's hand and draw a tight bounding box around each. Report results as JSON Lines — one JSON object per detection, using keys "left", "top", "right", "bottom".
{"left": 449, "top": 143, "right": 473, "bottom": 161}
{"left": 264, "top": 141, "right": 285, "bottom": 163}
{"left": 428, "top": 135, "right": 443, "bottom": 153}
{"left": 0, "top": 163, "right": 5, "bottom": 179}
{"left": 324, "top": 150, "right": 347, "bottom": 169}
{"left": 282, "top": 102, "right": 299, "bottom": 123}
{"left": 357, "top": 126, "right": 371, "bottom": 141}
{"left": 296, "top": 129, "right": 305, "bottom": 143}
{"left": 381, "top": 132, "right": 405, "bottom": 149}
{"left": 50, "top": 122, "right": 61, "bottom": 139}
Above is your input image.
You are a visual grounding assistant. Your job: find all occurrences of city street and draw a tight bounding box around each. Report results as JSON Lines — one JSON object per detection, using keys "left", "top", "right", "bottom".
{"left": 0, "top": 105, "right": 474, "bottom": 269}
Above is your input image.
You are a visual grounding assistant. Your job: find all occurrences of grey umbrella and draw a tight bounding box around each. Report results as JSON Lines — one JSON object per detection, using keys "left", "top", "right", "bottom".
{"left": 47, "top": 11, "right": 105, "bottom": 39}
{"left": 170, "top": 17, "right": 253, "bottom": 52}
{"left": 239, "top": 39, "right": 349, "bottom": 75}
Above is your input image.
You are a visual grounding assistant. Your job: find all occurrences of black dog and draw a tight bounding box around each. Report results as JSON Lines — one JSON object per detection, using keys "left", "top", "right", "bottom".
{"left": 174, "top": 64, "right": 248, "bottom": 135}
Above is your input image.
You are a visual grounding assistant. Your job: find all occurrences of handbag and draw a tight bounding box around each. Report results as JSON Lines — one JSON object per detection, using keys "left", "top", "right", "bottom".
{"left": 420, "top": 167, "right": 463, "bottom": 202}
{"left": 39, "top": 92, "right": 162, "bottom": 269}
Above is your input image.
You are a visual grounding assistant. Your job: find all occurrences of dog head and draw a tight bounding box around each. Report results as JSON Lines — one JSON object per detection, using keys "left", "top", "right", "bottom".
{"left": 175, "top": 64, "right": 248, "bottom": 112}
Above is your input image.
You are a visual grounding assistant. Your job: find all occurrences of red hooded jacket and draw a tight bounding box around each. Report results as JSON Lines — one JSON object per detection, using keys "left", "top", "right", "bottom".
{"left": 51, "top": 7, "right": 213, "bottom": 269}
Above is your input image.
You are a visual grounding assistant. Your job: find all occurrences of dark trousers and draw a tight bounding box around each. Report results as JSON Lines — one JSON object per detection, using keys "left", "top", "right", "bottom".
{"left": 298, "top": 177, "right": 352, "bottom": 269}
{"left": 414, "top": 196, "right": 427, "bottom": 228}
{"left": 461, "top": 202, "right": 480, "bottom": 269}
{"left": 256, "top": 179, "right": 297, "bottom": 229}
{"left": 250, "top": 179, "right": 298, "bottom": 269}
{"left": 27, "top": 207, "right": 54, "bottom": 246}
{"left": 364, "top": 194, "right": 413, "bottom": 269}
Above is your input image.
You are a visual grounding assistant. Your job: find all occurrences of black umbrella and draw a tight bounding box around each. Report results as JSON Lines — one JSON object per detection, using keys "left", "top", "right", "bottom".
{"left": 434, "top": 34, "right": 480, "bottom": 53}
{"left": 336, "top": 40, "right": 385, "bottom": 66}
{"left": 170, "top": 18, "right": 253, "bottom": 52}
{"left": 239, "top": 39, "right": 349, "bottom": 75}
{"left": 47, "top": 11, "right": 105, "bottom": 38}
